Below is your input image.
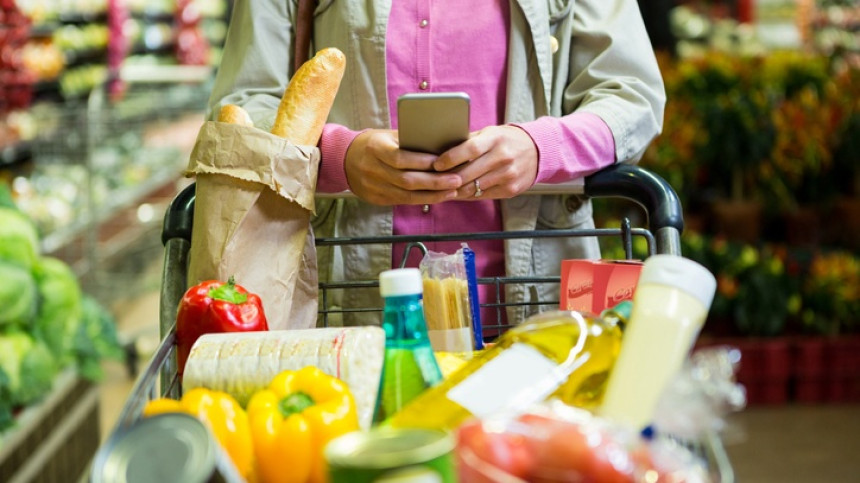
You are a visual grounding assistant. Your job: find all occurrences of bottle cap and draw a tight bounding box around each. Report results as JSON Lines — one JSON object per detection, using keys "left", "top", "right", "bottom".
{"left": 379, "top": 268, "right": 423, "bottom": 297}
{"left": 637, "top": 255, "right": 716, "bottom": 310}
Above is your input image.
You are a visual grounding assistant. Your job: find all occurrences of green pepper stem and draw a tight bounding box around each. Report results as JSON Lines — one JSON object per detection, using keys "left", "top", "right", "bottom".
{"left": 279, "top": 392, "right": 315, "bottom": 418}
{"left": 207, "top": 276, "right": 249, "bottom": 305}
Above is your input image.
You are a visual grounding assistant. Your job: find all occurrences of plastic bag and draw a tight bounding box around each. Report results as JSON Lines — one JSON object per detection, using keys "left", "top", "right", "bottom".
{"left": 652, "top": 346, "right": 747, "bottom": 441}
{"left": 420, "top": 244, "right": 482, "bottom": 352}
{"left": 456, "top": 400, "right": 712, "bottom": 483}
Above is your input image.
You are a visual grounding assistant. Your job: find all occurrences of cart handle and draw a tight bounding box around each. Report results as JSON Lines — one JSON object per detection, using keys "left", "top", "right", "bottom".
{"left": 163, "top": 164, "right": 684, "bottom": 250}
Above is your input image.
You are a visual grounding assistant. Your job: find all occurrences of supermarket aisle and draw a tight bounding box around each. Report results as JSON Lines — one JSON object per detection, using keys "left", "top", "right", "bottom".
{"left": 97, "top": 258, "right": 860, "bottom": 482}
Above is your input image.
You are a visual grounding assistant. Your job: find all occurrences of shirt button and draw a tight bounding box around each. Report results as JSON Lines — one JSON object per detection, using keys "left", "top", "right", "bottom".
{"left": 419, "top": 19, "right": 429, "bottom": 28}
{"left": 419, "top": 80, "right": 429, "bottom": 90}
{"left": 422, "top": 204, "right": 431, "bottom": 213}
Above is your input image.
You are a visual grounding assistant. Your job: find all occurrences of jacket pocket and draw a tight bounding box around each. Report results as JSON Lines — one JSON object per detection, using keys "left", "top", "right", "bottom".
{"left": 536, "top": 194, "right": 592, "bottom": 229}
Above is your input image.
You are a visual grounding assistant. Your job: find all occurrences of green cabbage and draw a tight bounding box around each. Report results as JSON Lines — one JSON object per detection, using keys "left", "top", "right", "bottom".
{"left": 0, "top": 366, "right": 13, "bottom": 432}
{"left": 74, "top": 295, "right": 125, "bottom": 381}
{"left": 32, "top": 257, "right": 83, "bottom": 366}
{"left": 0, "top": 261, "right": 38, "bottom": 328}
{"left": 0, "top": 207, "right": 40, "bottom": 271}
{"left": 0, "top": 331, "right": 58, "bottom": 406}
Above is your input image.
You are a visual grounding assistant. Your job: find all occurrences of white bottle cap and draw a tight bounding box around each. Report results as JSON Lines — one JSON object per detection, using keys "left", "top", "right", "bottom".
{"left": 379, "top": 268, "right": 423, "bottom": 297}
{"left": 638, "top": 254, "right": 717, "bottom": 310}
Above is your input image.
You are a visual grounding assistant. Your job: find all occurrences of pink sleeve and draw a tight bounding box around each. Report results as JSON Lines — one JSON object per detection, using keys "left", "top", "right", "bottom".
{"left": 513, "top": 111, "right": 616, "bottom": 184}
{"left": 316, "top": 123, "right": 361, "bottom": 193}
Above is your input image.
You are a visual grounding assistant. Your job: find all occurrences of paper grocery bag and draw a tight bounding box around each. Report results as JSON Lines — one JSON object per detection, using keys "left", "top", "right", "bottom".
{"left": 185, "top": 121, "right": 319, "bottom": 330}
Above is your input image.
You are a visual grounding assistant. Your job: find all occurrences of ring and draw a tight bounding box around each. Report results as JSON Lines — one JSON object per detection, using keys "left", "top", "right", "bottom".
{"left": 473, "top": 179, "right": 483, "bottom": 198}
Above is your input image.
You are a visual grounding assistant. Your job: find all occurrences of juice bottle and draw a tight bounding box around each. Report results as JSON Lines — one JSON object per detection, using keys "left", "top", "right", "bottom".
{"left": 372, "top": 268, "right": 444, "bottom": 424}
{"left": 383, "top": 310, "right": 623, "bottom": 431}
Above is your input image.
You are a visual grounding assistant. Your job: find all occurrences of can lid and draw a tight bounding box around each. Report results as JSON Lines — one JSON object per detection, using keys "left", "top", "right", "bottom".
{"left": 379, "top": 268, "right": 423, "bottom": 297}
{"left": 325, "top": 428, "right": 453, "bottom": 470}
{"left": 638, "top": 254, "right": 717, "bottom": 310}
{"left": 91, "top": 412, "right": 217, "bottom": 483}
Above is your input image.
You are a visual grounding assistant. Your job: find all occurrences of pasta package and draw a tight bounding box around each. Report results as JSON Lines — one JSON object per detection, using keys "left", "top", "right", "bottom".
{"left": 420, "top": 245, "right": 483, "bottom": 352}
{"left": 182, "top": 327, "right": 384, "bottom": 429}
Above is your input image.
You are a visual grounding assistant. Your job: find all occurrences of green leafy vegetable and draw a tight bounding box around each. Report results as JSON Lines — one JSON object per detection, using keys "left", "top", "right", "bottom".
{"left": 32, "top": 257, "right": 83, "bottom": 366}
{"left": 0, "top": 261, "right": 38, "bottom": 328}
{"left": 0, "top": 331, "right": 58, "bottom": 406}
{"left": 0, "top": 207, "right": 40, "bottom": 271}
{"left": 74, "top": 295, "right": 125, "bottom": 381}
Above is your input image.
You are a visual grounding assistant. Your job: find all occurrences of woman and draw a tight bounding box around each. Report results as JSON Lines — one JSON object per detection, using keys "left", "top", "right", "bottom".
{"left": 207, "top": 0, "right": 665, "bottom": 326}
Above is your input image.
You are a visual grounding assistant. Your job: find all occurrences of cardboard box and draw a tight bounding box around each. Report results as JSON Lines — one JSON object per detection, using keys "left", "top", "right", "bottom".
{"left": 560, "top": 260, "right": 643, "bottom": 315}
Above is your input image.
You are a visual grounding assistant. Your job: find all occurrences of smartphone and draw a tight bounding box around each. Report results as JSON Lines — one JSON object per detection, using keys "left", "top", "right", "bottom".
{"left": 397, "top": 92, "right": 470, "bottom": 155}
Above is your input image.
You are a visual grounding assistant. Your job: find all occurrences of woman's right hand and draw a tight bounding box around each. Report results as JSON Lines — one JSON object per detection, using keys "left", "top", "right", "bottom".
{"left": 344, "top": 129, "right": 462, "bottom": 206}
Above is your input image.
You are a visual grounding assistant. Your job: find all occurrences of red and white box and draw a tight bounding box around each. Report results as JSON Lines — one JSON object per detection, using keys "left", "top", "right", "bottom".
{"left": 560, "top": 260, "right": 644, "bottom": 315}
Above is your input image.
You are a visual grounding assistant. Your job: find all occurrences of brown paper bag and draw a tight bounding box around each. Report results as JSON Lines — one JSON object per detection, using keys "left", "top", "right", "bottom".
{"left": 185, "top": 121, "right": 320, "bottom": 330}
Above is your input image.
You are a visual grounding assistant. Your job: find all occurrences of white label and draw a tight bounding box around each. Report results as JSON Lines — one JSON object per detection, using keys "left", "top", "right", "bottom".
{"left": 446, "top": 343, "right": 558, "bottom": 418}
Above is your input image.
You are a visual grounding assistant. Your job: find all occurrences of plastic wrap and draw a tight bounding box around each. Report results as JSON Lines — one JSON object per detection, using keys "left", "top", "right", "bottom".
{"left": 652, "top": 346, "right": 747, "bottom": 441}
{"left": 420, "top": 244, "right": 482, "bottom": 352}
{"left": 455, "top": 400, "right": 712, "bottom": 483}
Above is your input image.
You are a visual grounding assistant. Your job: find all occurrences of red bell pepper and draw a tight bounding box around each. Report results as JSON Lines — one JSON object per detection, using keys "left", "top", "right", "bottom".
{"left": 175, "top": 276, "right": 268, "bottom": 375}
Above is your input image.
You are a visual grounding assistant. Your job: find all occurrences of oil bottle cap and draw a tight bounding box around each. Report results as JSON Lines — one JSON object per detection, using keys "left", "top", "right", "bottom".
{"left": 380, "top": 268, "right": 423, "bottom": 297}
{"left": 637, "top": 254, "right": 716, "bottom": 310}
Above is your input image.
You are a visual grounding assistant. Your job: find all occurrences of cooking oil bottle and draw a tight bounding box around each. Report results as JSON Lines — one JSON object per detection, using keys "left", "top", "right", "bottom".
{"left": 372, "top": 268, "right": 444, "bottom": 425}
{"left": 383, "top": 309, "right": 623, "bottom": 431}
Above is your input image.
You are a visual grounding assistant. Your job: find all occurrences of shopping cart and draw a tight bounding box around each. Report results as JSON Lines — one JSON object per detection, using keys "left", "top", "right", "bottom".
{"left": 97, "top": 164, "right": 734, "bottom": 482}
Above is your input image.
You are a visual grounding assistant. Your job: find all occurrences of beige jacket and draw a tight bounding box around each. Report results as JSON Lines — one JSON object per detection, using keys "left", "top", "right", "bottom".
{"left": 208, "top": 0, "right": 665, "bottom": 325}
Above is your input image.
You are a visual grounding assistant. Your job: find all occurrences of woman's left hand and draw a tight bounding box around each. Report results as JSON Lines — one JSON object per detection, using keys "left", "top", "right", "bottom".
{"left": 432, "top": 125, "right": 538, "bottom": 200}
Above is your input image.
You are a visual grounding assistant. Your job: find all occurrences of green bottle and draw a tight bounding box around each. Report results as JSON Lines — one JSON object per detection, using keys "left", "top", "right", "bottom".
{"left": 372, "top": 268, "right": 443, "bottom": 424}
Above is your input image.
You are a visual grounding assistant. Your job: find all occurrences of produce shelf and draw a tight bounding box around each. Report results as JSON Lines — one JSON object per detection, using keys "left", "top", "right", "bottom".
{"left": 0, "top": 371, "right": 100, "bottom": 483}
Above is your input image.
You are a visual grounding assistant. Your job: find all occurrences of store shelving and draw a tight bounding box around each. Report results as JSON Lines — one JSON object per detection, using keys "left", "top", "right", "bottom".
{"left": 2, "top": 1, "right": 230, "bottom": 291}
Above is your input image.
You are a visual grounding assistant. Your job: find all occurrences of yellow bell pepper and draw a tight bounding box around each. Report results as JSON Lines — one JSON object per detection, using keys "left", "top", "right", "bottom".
{"left": 143, "top": 388, "right": 256, "bottom": 482}
{"left": 246, "top": 366, "right": 360, "bottom": 483}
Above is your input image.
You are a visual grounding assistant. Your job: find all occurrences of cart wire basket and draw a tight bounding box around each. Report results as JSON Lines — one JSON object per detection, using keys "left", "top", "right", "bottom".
{"left": 100, "top": 164, "right": 735, "bottom": 483}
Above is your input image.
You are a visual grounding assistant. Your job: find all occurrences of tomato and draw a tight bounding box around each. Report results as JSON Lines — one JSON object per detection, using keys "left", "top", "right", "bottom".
{"left": 520, "top": 414, "right": 634, "bottom": 483}
{"left": 457, "top": 419, "right": 536, "bottom": 481}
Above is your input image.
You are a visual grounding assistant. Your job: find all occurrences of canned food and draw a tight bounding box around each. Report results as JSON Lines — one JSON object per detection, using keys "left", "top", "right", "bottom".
{"left": 90, "top": 412, "right": 235, "bottom": 483}
{"left": 325, "top": 428, "right": 456, "bottom": 483}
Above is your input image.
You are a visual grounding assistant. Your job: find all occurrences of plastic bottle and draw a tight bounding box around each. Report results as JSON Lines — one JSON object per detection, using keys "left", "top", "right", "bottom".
{"left": 372, "top": 268, "right": 444, "bottom": 424}
{"left": 383, "top": 309, "right": 623, "bottom": 431}
{"left": 599, "top": 254, "right": 717, "bottom": 432}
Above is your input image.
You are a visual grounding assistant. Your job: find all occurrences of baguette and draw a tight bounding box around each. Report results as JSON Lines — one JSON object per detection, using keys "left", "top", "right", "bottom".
{"left": 217, "top": 104, "right": 254, "bottom": 127}
{"left": 271, "top": 47, "right": 346, "bottom": 144}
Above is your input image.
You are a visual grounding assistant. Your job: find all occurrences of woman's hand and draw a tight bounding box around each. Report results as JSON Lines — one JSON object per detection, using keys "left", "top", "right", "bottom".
{"left": 344, "top": 129, "right": 462, "bottom": 205}
{"left": 432, "top": 125, "right": 538, "bottom": 199}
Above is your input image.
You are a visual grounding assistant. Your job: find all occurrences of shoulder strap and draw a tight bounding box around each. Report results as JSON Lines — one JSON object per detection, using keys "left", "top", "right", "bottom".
{"left": 294, "top": 0, "right": 317, "bottom": 72}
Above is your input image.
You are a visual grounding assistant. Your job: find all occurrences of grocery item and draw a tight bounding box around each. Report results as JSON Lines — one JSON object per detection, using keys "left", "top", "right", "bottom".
{"left": 91, "top": 412, "right": 235, "bottom": 483}
{"left": 182, "top": 327, "right": 385, "bottom": 429}
{"left": 560, "top": 259, "right": 643, "bottom": 315}
{"left": 217, "top": 103, "right": 254, "bottom": 126}
{"left": 175, "top": 277, "right": 269, "bottom": 377}
{"left": 456, "top": 401, "right": 711, "bottom": 483}
{"left": 247, "top": 366, "right": 360, "bottom": 483}
{"left": 271, "top": 47, "right": 346, "bottom": 144}
{"left": 600, "top": 254, "right": 717, "bottom": 432}
{"left": 325, "top": 428, "right": 456, "bottom": 483}
{"left": 420, "top": 246, "right": 481, "bottom": 352}
{"left": 372, "top": 268, "right": 444, "bottom": 424}
{"left": 144, "top": 388, "right": 255, "bottom": 482}
{"left": 384, "top": 310, "right": 622, "bottom": 431}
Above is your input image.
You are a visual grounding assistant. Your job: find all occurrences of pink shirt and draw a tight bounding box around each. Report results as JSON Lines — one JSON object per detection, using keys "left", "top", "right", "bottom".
{"left": 316, "top": 0, "right": 615, "bottom": 322}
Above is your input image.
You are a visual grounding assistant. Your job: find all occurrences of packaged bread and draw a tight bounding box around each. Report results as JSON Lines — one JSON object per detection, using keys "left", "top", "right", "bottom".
{"left": 182, "top": 327, "right": 384, "bottom": 429}
{"left": 271, "top": 47, "right": 346, "bottom": 144}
